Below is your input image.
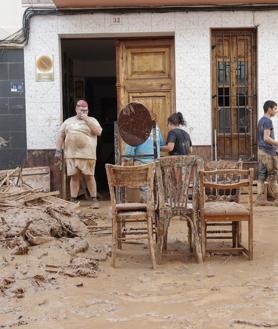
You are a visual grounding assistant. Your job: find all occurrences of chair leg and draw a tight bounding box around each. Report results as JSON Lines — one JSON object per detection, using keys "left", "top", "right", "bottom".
{"left": 232, "top": 222, "right": 237, "bottom": 248}
{"left": 111, "top": 216, "right": 118, "bottom": 267}
{"left": 156, "top": 219, "right": 164, "bottom": 264}
{"left": 248, "top": 217, "right": 253, "bottom": 260}
{"left": 205, "top": 224, "right": 208, "bottom": 253}
{"left": 187, "top": 220, "right": 193, "bottom": 253}
{"left": 235, "top": 222, "right": 241, "bottom": 248}
{"left": 147, "top": 215, "right": 157, "bottom": 269}
{"left": 154, "top": 211, "right": 159, "bottom": 241}
{"left": 238, "top": 221, "right": 242, "bottom": 244}
{"left": 162, "top": 219, "right": 170, "bottom": 251}
{"left": 194, "top": 236, "right": 204, "bottom": 263}
{"left": 201, "top": 222, "right": 206, "bottom": 259}
{"left": 117, "top": 221, "right": 123, "bottom": 249}
{"left": 188, "top": 217, "right": 203, "bottom": 263}
{"left": 163, "top": 234, "right": 168, "bottom": 251}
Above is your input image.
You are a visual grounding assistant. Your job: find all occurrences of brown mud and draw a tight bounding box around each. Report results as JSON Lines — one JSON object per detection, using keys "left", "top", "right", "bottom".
{"left": 1, "top": 203, "right": 278, "bottom": 329}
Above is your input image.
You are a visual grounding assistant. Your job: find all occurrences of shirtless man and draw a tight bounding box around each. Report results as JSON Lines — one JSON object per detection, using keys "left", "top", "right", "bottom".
{"left": 55, "top": 99, "right": 102, "bottom": 208}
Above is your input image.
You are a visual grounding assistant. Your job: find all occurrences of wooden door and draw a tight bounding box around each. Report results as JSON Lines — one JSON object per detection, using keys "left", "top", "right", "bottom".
{"left": 116, "top": 38, "right": 175, "bottom": 142}
{"left": 212, "top": 30, "right": 257, "bottom": 160}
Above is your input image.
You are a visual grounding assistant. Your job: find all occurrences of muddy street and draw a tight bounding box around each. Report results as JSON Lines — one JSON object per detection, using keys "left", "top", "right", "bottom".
{"left": 1, "top": 202, "right": 278, "bottom": 329}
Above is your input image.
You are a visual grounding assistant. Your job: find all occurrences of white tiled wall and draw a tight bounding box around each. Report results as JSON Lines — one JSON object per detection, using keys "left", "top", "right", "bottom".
{"left": 24, "top": 10, "right": 278, "bottom": 149}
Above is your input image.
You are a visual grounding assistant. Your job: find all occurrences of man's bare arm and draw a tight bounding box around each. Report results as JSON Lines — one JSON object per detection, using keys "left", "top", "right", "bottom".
{"left": 264, "top": 129, "right": 278, "bottom": 147}
{"left": 56, "top": 131, "right": 65, "bottom": 150}
{"left": 82, "top": 115, "right": 102, "bottom": 136}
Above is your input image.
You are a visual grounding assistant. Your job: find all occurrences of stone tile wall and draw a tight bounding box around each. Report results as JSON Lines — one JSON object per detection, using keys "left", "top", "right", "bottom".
{"left": 0, "top": 49, "right": 27, "bottom": 169}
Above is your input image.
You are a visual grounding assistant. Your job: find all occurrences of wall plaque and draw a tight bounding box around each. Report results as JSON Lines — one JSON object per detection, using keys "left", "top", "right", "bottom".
{"left": 35, "top": 55, "right": 54, "bottom": 82}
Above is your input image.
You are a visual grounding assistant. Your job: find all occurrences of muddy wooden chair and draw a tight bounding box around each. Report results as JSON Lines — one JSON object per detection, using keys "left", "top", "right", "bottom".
{"left": 204, "top": 160, "right": 243, "bottom": 247}
{"left": 155, "top": 155, "right": 203, "bottom": 263}
{"left": 199, "top": 168, "right": 254, "bottom": 260}
{"left": 105, "top": 162, "right": 157, "bottom": 269}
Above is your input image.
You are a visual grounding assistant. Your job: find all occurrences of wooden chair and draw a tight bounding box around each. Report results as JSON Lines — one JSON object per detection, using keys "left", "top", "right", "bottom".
{"left": 199, "top": 168, "right": 254, "bottom": 260}
{"left": 155, "top": 155, "right": 203, "bottom": 263}
{"left": 105, "top": 162, "right": 157, "bottom": 269}
{"left": 204, "top": 160, "right": 243, "bottom": 247}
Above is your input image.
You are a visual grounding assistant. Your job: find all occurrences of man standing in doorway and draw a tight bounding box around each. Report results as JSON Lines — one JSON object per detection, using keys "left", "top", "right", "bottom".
{"left": 256, "top": 100, "right": 278, "bottom": 205}
{"left": 55, "top": 99, "right": 102, "bottom": 208}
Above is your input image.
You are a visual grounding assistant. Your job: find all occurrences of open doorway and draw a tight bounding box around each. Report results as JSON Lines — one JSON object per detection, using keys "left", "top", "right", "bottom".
{"left": 61, "top": 37, "right": 176, "bottom": 199}
{"left": 61, "top": 39, "right": 117, "bottom": 198}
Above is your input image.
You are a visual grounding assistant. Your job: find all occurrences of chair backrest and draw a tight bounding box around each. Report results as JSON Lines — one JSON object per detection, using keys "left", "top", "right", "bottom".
{"left": 156, "top": 155, "right": 203, "bottom": 211}
{"left": 199, "top": 168, "right": 254, "bottom": 206}
{"left": 204, "top": 160, "right": 243, "bottom": 202}
{"left": 105, "top": 163, "right": 155, "bottom": 208}
{"left": 204, "top": 160, "right": 243, "bottom": 171}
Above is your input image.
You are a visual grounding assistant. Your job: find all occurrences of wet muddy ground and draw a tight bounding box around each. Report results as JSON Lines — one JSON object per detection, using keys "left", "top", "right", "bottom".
{"left": 1, "top": 203, "right": 278, "bottom": 329}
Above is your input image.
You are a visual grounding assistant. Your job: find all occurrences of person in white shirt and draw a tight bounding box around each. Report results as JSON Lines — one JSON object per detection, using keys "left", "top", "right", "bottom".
{"left": 55, "top": 99, "right": 102, "bottom": 208}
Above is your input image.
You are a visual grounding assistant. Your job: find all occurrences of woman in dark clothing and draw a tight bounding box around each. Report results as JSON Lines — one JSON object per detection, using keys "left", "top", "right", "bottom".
{"left": 161, "top": 112, "right": 192, "bottom": 155}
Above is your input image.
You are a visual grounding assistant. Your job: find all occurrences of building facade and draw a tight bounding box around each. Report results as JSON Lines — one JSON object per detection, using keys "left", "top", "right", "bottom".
{"left": 2, "top": 1, "right": 278, "bottom": 191}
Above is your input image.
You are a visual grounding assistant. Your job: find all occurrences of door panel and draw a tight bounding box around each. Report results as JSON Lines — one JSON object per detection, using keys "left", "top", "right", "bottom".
{"left": 116, "top": 39, "right": 175, "bottom": 143}
{"left": 212, "top": 30, "right": 257, "bottom": 161}
{"left": 127, "top": 47, "right": 170, "bottom": 79}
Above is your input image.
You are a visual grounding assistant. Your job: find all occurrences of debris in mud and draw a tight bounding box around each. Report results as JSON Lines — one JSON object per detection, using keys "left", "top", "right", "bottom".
{"left": 91, "top": 244, "right": 112, "bottom": 261}
{"left": 66, "top": 237, "right": 89, "bottom": 255}
{"left": 80, "top": 214, "right": 98, "bottom": 226}
{"left": 87, "top": 225, "right": 112, "bottom": 235}
{"left": 45, "top": 256, "right": 99, "bottom": 278}
{"left": 0, "top": 276, "right": 15, "bottom": 295}
{"left": 0, "top": 166, "right": 111, "bottom": 318}
{"left": 0, "top": 168, "right": 88, "bottom": 253}
{"left": 79, "top": 211, "right": 108, "bottom": 226}
{"left": 0, "top": 203, "right": 86, "bottom": 250}
{"left": 57, "top": 244, "right": 111, "bottom": 277}
{"left": 11, "top": 237, "right": 29, "bottom": 255}
{"left": 37, "top": 252, "right": 48, "bottom": 259}
{"left": 0, "top": 320, "right": 28, "bottom": 328}
{"left": 67, "top": 256, "right": 98, "bottom": 277}
{"left": 0, "top": 276, "right": 25, "bottom": 300}
{"left": 231, "top": 319, "right": 278, "bottom": 328}
{"left": 12, "top": 287, "right": 25, "bottom": 299}
{"left": 31, "top": 274, "right": 47, "bottom": 286}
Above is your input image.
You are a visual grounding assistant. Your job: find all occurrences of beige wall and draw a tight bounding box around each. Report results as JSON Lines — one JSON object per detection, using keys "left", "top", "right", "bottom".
{"left": 0, "top": 0, "right": 54, "bottom": 39}
{"left": 0, "top": 0, "right": 24, "bottom": 38}
{"left": 24, "top": 10, "right": 278, "bottom": 150}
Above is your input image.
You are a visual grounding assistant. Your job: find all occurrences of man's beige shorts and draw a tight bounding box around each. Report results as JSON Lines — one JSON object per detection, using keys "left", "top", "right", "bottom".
{"left": 66, "top": 159, "right": 96, "bottom": 176}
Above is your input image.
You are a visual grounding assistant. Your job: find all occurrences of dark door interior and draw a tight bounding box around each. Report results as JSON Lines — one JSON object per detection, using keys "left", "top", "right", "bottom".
{"left": 61, "top": 39, "right": 117, "bottom": 198}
